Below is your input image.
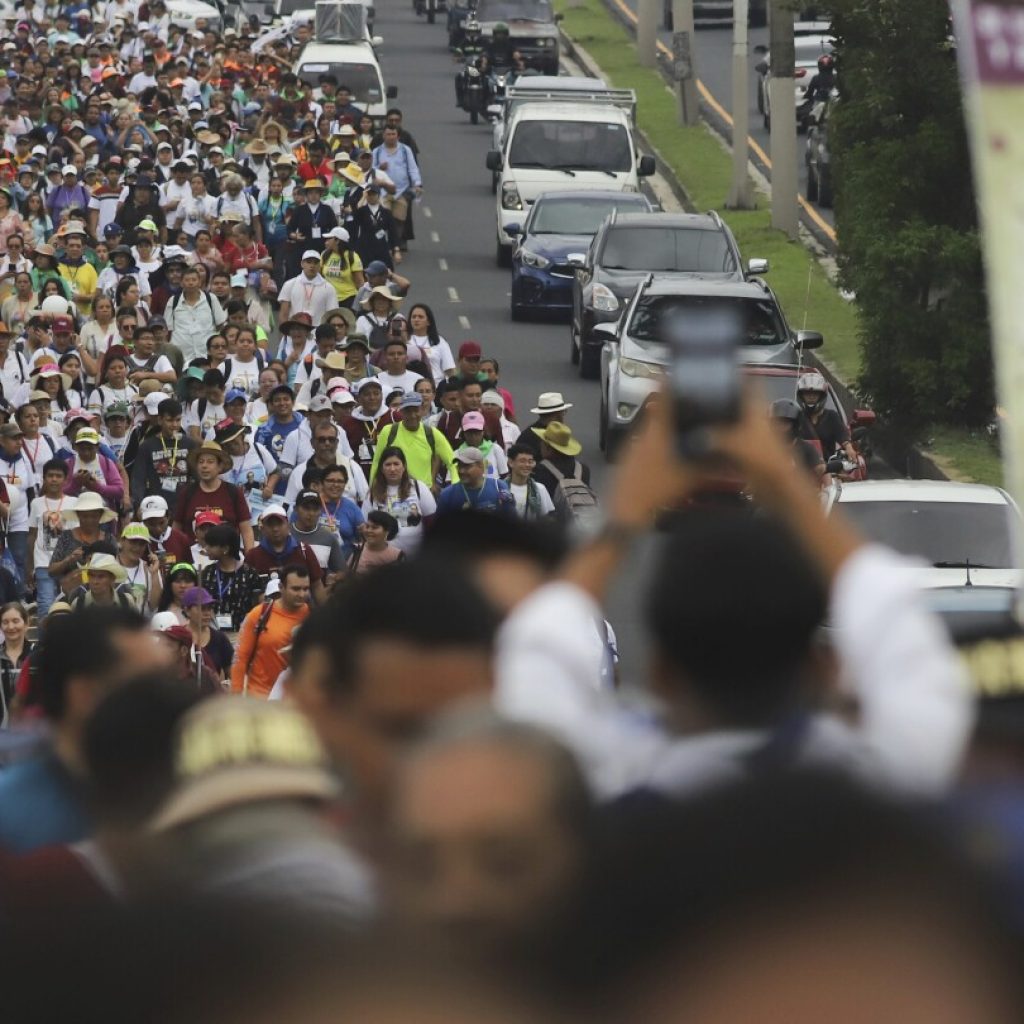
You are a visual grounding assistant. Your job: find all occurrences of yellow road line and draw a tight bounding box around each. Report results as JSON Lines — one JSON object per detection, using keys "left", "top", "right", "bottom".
{"left": 606, "top": 0, "right": 838, "bottom": 243}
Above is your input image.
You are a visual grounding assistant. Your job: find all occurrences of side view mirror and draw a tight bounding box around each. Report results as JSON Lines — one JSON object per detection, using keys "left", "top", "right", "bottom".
{"left": 826, "top": 455, "right": 845, "bottom": 475}
{"left": 486, "top": 103, "right": 502, "bottom": 117}
{"left": 796, "top": 330, "right": 824, "bottom": 350}
{"left": 592, "top": 323, "right": 618, "bottom": 342}
{"left": 754, "top": 59, "right": 769, "bottom": 75}
{"left": 746, "top": 257, "right": 769, "bottom": 275}
{"left": 386, "top": 85, "right": 398, "bottom": 98}
{"left": 503, "top": 223, "right": 521, "bottom": 237}
{"left": 567, "top": 252, "right": 586, "bottom": 266}
{"left": 372, "top": 34, "right": 383, "bottom": 45}
{"left": 485, "top": 149, "right": 502, "bottom": 171}
{"left": 851, "top": 408, "right": 876, "bottom": 428}
{"left": 637, "top": 154, "right": 656, "bottom": 177}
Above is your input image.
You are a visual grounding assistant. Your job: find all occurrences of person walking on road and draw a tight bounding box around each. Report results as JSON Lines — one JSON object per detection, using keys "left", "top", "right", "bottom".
{"left": 231, "top": 564, "right": 312, "bottom": 699}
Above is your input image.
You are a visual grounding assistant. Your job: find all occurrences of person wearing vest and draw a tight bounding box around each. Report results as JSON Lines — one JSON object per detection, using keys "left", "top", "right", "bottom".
{"left": 369, "top": 392, "right": 457, "bottom": 494}
{"left": 165, "top": 264, "right": 228, "bottom": 364}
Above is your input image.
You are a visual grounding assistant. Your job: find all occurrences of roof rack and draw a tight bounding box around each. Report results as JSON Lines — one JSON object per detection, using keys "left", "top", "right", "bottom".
{"left": 506, "top": 85, "right": 637, "bottom": 120}
{"left": 314, "top": 0, "right": 366, "bottom": 42}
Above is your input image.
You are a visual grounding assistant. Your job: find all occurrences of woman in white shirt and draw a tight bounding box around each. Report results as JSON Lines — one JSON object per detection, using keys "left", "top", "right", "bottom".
{"left": 78, "top": 293, "right": 118, "bottom": 386}
{"left": 176, "top": 173, "right": 218, "bottom": 241}
{"left": 362, "top": 445, "right": 436, "bottom": 554}
{"left": 407, "top": 303, "right": 456, "bottom": 386}
{"left": 87, "top": 348, "right": 139, "bottom": 415}
{"left": 219, "top": 330, "right": 264, "bottom": 397}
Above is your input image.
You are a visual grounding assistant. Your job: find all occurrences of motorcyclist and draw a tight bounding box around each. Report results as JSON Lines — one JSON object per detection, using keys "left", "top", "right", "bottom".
{"left": 802, "top": 53, "right": 836, "bottom": 115}
{"left": 455, "top": 20, "right": 493, "bottom": 108}
{"left": 795, "top": 371, "right": 858, "bottom": 466}
{"left": 770, "top": 398, "right": 825, "bottom": 479}
{"left": 485, "top": 22, "right": 520, "bottom": 68}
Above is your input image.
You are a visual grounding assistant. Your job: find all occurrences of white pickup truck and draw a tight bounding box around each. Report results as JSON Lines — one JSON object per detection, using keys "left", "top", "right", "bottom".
{"left": 486, "top": 85, "right": 655, "bottom": 266}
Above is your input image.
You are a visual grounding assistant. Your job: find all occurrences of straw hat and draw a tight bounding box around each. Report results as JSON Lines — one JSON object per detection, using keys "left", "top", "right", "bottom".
{"left": 531, "top": 421, "right": 582, "bottom": 457}
{"left": 84, "top": 552, "right": 129, "bottom": 582}
{"left": 62, "top": 492, "right": 116, "bottom": 522}
{"left": 187, "top": 440, "right": 232, "bottom": 474}
{"left": 360, "top": 284, "right": 402, "bottom": 310}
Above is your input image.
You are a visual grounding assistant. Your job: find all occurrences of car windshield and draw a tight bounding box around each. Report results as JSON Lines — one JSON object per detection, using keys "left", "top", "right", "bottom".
{"left": 795, "top": 37, "right": 833, "bottom": 63}
{"left": 743, "top": 371, "right": 840, "bottom": 415}
{"left": 530, "top": 196, "right": 646, "bottom": 235}
{"left": 628, "top": 295, "right": 786, "bottom": 347}
{"left": 601, "top": 226, "right": 737, "bottom": 273}
{"left": 509, "top": 121, "right": 632, "bottom": 173}
{"left": 296, "top": 62, "right": 382, "bottom": 104}
{"left": 838, "top": 500, "right": 1016, "bottom": 569}
{"left": 478, "top": 0, "right": 553, "bottom": 21}
{"left": 278, "top": 0, "right": 311, "bottom": 13}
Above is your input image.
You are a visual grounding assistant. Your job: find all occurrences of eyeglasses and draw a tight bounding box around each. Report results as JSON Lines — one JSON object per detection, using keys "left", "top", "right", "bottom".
{"left": 316, "top": 437, "right": 339, "bottom": 444}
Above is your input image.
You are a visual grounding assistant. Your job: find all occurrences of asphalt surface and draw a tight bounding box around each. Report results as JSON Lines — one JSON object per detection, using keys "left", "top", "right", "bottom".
{"left": 614, "top": 2, "right": 836, "bottom": 230}
{"left": 376, "top": 1, "right": 658, "bottom": 678}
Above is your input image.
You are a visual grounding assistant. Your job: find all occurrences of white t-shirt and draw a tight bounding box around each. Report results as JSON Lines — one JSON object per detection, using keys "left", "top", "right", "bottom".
{"left": 414, "top": 335, "right": 456, "bottom": 385}
{"left": 458, "top": 442, "right": 507, "bottom": 480}
{"left": 277, "top": 273, "right": 337, "bottom": 328}
{"left": 510, "top": 479, "right": 555, "bottom": 519}
{"left": 362, "top": 479, "right": 436, "bottom": 553}
{"left": 376, "top": 369, "right": 423, "bottom": 394}
{"left": 28, "top": 493, "right": 65, "bottom": 567}
{"left": 183, "top": 399, "right": 226, "bottom": 440}
{"left": 222, "top": 441, "right": 278, "bottom": 521}
{"left": 176, "top": 193, "right": 218, "bottom": 237}
{"left": 220, "top": 355, "right": 262, "bottom": 397}
{"left": 128, "top": 353, "right": 174, "bottom": 377}
{"left": 284, "top": 455, "right": 368, "bottom": 507}
{"left": 0, "top": 453, "right": 33, "bottom": 531}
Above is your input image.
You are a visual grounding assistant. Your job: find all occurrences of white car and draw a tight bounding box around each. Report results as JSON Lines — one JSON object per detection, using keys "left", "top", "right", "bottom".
{"left": 167, "top": 0, "right": 223, "bottom": 30}
{"left": 756, "top": 33, "right": 834, "bottom": 131}
{"left": 827, "top": 479, "right": 1021, "bottom": 589}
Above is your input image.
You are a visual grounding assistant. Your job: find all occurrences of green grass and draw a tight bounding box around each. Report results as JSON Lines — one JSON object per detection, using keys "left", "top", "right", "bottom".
{"left": 556, "top": 0, "right": 1005, "bottom": 484}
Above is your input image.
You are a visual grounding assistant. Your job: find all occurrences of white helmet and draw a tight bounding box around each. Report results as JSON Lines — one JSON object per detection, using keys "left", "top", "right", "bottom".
{"left": 796, "top": 371, "right": 827, "bottom": 414}
{"left": 41, "top": 294, "right": 73, "bottom": 316}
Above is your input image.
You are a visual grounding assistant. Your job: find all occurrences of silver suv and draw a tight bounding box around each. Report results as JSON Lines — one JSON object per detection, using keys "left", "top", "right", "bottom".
{"left": 598, "top": 275, "right": 823, "bottom": 454}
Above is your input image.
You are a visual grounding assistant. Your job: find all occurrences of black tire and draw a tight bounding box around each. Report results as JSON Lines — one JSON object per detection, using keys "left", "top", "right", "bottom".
{"left": 605, "top": 424, "right": 625, "bottom": 460}
{"left": 805, "top": 163, "right": 819, "bottom": 203}
{"left": 763, "top": 109, "right": 770, "bottom": 131}
{"left": 491, "top": 171, "right": 498, "bottom": 195}
{"left": 569, "top": 321, "right": 580, "bottom": 365}
{"left": 756, "top": 82, "right": 764, "bottom": 115}
{"left": 819, "top": 170, "right": 834, "bottom": 208}
{"left": 599, "top": 391, "right": 609, "bottom": 452}
{"left": 579, "top": 342, "right": 600, "bottom": 380}
{"left": 496, "top": 241, "right": 511, "bottom": 268}
{"left": 470, "top": 108, "right": 478, "bottom": 124}
{"left": 428, "top": 8, "right": 435, "bottom": 21}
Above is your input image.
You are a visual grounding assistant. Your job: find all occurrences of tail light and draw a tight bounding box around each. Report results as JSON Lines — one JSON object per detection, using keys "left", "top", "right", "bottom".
{"left": 795, "top": 68, "right": 807, "bottom": 78}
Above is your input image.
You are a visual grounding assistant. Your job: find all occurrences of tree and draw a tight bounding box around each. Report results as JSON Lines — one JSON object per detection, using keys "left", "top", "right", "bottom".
{"left": 828, "top": 0, "right": 992, "bottom": 429}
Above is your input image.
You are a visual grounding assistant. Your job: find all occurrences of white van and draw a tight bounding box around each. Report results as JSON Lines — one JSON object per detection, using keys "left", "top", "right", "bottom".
{"left": 485, "top": 87, "right": 655, "bottom": 266}
{"left": 296, "top": 40, "right": 395, "bottom": 122}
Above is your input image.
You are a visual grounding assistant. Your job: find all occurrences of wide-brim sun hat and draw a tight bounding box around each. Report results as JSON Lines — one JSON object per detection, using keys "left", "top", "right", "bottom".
{"left": 187, "top": 440, "right": 232, "bottom": 474}
{"left": 360, "top": 285, "right": 402, "bottom": 310}
{"left": 530, "top": 392, "right": 574, "bottom": 415}
{"left": 531, "top": 421, "right": 583, "bottom": 457}
{"left": 61, "top": 492, "right": 116, "bottom": 522}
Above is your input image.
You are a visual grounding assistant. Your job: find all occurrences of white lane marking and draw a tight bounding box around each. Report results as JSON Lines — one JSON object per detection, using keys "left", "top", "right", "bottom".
{"left": 423, "top": 206, "right": 433, "bottom": 218}
{"left": 448, "top": 287, "right": 460, "bottom": 303}
{"left": 430, "top": 231, "right": 440, "bottom": 243}
{"left": 439, "top": 258, "right": 449, "bottom": 271}
{"left": 458, "top": 315, "right": 471, "bottom": 329}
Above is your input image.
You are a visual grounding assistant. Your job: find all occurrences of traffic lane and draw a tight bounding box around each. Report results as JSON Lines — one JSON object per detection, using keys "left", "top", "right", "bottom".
{"left": 377, "top": 5, "right": 650, "bottom": 677}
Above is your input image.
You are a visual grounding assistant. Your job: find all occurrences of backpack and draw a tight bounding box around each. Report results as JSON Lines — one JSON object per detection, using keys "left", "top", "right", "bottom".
{"left": 365, "top": 315, "right": 391, "bottom": 352}
{"left": 221, "top": 351, "right": 265, "bottom": 390}
{"left": 178, "top": 478, "right": 247, "bottom": 527}
{"left": 383, "top": 421, "right": 436, "bottom": 455}
{"left": 216, "top": 192, "right": 258, "bottom": 220}
{"left": 540, "top": 459, "right": 600, "bottom": 529}
{"left": 170, "top": 289, "right": 219, "bottom": 322}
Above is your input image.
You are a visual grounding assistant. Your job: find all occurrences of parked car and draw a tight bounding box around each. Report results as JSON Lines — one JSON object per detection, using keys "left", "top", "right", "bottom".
{"left": 805, "top": 101, "right": 834, "bottom": 207}
{"left": 663, "top": 0, "right": 768, "bottom": 29}
{"left": 572, "top": 210, "right": 760, "bottom": 379}
{"left": 756, "top": 33, "right": 833, "bottom": 131}
{"left": 825, "top": 480, "right": 1022, "bottom": 589}
{"left": 598, "top": 275, "right": 823, "bottom": 453}
{"left": 507, "top": 190, "right": 653, "bottom": 322}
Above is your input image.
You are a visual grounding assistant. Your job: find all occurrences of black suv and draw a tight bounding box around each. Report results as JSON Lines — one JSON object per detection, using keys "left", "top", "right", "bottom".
{"left": 570, "top": 211, "right": 765, "bottom": 379}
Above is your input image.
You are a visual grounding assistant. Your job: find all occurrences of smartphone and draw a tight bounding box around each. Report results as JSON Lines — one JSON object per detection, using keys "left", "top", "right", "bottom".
{"left": 664, "top": 300, "right": 741, "bottom": 457}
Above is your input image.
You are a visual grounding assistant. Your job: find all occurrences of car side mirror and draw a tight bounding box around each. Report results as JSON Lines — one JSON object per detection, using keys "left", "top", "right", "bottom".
{"left": 386, "top": 85, "right": 398, "bottom": 98}
{"left": 485, "top": 149, "right": 502, "bottom": 171}
{"left": 796, "top": 330, "right": 823, "bottom": 350}
{"left": 746, "top": 257, "right": 769, "bottom": 275}
{"left": 851, "top": 408, "right": 876, "bottom": 428}
{"left": 754, "top": 59, "right": 769, "bottom": 75}
{"left": 504, "top": 223, "right": 521, "bottom": 237}
{"left": 637, "top": 154, "right": 656, "bottom": 177}
{"left": 567, "top": 252, "right": 586, "bottom": 266}
{"left": 372, "top": 34, "right": 384, "bottom": 45}
{"left": 592, "top": 323, "right": 618, "bottom": 342}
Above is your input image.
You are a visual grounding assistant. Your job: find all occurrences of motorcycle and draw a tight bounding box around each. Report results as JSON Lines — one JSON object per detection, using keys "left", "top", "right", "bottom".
{"left": 415, "top": 0, "right": 445, "bottom": 23}
{"left": 463, "top": 64, "right": 488, "bottom": 123}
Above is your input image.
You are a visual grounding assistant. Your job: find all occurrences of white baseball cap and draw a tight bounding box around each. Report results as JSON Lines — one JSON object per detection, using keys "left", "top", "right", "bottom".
{"left": 61, "top": 164, "right": 77, "bottom": 177}
{"left": 259, "top": 504, "right": 288, "bottom": 522}
{"left": 327, "top": 227, "right": 349, "bottom": 242}
{"left": 301, "top": 249, "right": 322, "bottom": 262}
{"left": 139, "top": 495, "right": 169, "bottom": 519}
{"left": 143, "top": 392, "right": 165, "bottom": 416}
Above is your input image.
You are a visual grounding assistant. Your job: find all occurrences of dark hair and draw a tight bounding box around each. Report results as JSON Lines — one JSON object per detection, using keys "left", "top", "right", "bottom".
{"left": 321, "top": 463, "right": 349, "bottom": 483}
{"left": 422, "top": 510, "right": 568, "bottom": 572}
{"left": 507, "top": 443, "right": 534, "bottom": 461}
{"left": 279, "top": 564, "right": 310, "bottom": 587}
{"left": 224, "top": 299, "right": 247, "bottom": 317}
{"left": 480, "top": 356, "right": 500, "bottom": 374}
{"left": 369, "top": 445, "right": 411, "bottom": 504}
{"left": 202, "top": 522, "right": 241, "bottom": 559}
{"left": 647, "top": 510, "right": 827, "bottom": 728}
{"left": 457, "top": 376, "right": 482, "bottom": 393}
{"left": 157, "top": 398, "right": 183, "bottom": 418}
{"left": 384, "top": 340, "right": 406, "bottom": 354}
{"left": 82, "top": 674, "right": 204, "bottom": 827}
{"left": 293, "top": 559, "right": 497, "bottom": 699}
{"left": 407, "top": 359, "right": 429, "bottom": 379}
{"left": 202, "top": 368, "right": 225, "bottom": 388}
{"left": 41, "top": 457, "right": 69, "bottom": 478}
{"left": 315, "top": 323, "right": 336, "bottom": 343}
{"left": 407, "top": 303, "right": 441, "bottom": 345}
{"left": 366, "top": 509, "right": 399, "bottom": 540}
{"left": 158, "top": 564, "right": 199, "bottom": 611}
{"left": 300, "top": 463, "right": 324, "bottom": 489}
{"left": 34, "top": 607, "right": 148, "bottom": 720}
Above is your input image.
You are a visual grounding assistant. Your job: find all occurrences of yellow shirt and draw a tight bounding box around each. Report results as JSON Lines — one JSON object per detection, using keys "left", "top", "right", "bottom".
{"left": 370, "top": 421, "right": 457, "bottom": 489}
{"left": 322, "top": 250, "right": 363, "bottom": 303}
{"left": 58, "top": 260, "right": 98, "bottom": 315}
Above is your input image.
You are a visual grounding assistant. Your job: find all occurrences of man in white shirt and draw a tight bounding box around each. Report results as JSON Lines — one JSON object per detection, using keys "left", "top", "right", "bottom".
{"left": 165, "top": 264, "right": 227, "bottom": 364}
{"left": 277, "top": 251, "right": 338, "bottom": 329}
{"left": 127, "top": 53, "right": 158, "bottom": 96}
{"left": 375, "top": 340, "right": 423, "bottom": 395}
{"left": 159, "top": 158, "right": 193, "bottom": 216}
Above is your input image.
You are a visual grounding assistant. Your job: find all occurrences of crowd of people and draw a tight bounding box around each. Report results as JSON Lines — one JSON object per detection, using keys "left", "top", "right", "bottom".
{"left": 0, "top": 3, "right": 1023, "bottom": 1023}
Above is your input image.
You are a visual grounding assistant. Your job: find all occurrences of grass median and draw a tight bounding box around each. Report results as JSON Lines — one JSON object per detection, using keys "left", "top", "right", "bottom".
{"left": 555, "top": 0, "right": 1003, "bottom": 484}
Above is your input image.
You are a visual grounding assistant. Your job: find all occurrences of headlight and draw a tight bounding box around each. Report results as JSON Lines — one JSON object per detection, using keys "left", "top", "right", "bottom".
{"left": 519, "top": 248, "right": 551, "bottom": 269}
{"left": 542, "top": 37, "right": 554, "bottom": 46}
{"left": 591, "top": 283, "right": 619, "bottom": 313}
{"left": 501, "top": 182, "right": 523, "bottom": 210}
{"left": 620, "top": 357, "right": 665, "bottom": 379}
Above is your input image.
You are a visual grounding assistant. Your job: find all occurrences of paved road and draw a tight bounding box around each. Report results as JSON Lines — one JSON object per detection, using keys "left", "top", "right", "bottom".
{"left": 376, "top": 2, "right": 657, "bottom": 678}
{"left": 614, "top": 1, "right": 836, "bottom": 231}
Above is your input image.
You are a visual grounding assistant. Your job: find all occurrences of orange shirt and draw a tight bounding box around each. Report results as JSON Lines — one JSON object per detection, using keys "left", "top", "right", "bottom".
{"left": 230, "top": 599, "right": 309, "bottom": 698}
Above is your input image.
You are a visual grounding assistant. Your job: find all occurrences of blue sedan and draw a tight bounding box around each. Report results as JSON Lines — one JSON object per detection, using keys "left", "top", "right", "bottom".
{"left": 508, "top": 190, "right": 653, "bottom": 320}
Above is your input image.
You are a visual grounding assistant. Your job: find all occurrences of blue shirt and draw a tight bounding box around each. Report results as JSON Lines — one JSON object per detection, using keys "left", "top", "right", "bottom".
{"left": 436, "top": 478, "right": 515, "bottom": 518}
{"left": 254, "top": 414, "right": 304, "bottom": 493}
{"left": 0, "top": 750, "right": 90, "bottom": 853}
